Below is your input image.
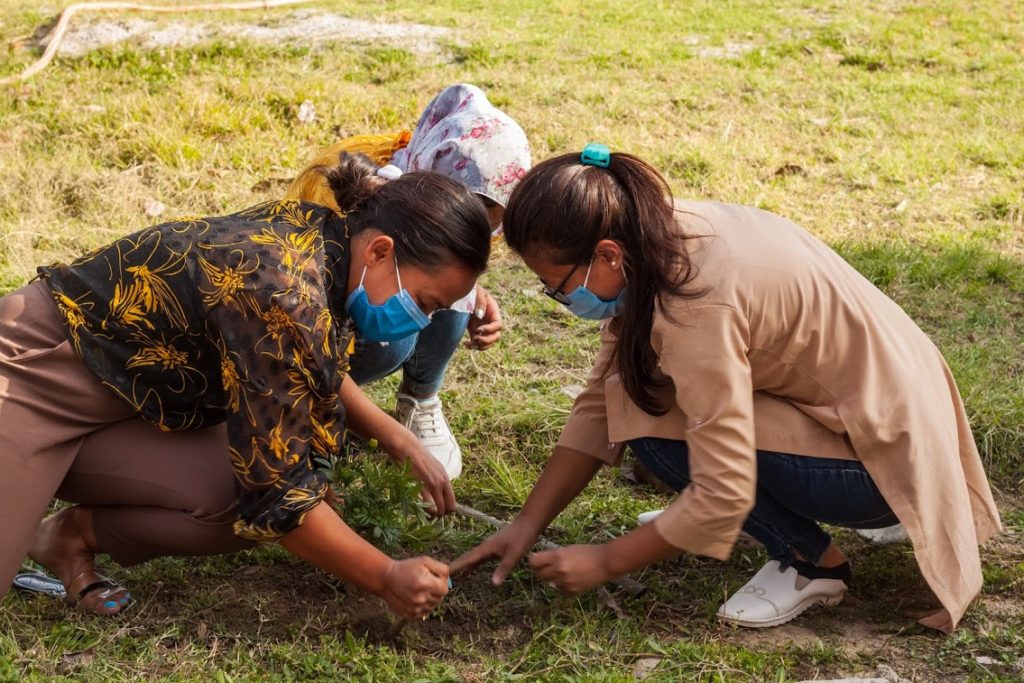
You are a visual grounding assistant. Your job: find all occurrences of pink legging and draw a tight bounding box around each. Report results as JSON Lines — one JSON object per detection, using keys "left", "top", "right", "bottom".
{"left": 59, "top": 419, "right": 255, "bottom": 566}
{"left": 0, "top": 281, "right": 253, "bottom": 600}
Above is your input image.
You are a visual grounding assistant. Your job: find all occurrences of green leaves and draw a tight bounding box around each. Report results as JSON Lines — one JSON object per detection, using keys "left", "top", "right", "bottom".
{"left": 321, "top": 442, "right": 440, "bottom": 552}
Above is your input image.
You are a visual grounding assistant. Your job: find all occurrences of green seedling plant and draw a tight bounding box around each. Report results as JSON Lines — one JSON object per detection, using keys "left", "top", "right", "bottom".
{"left": 316, "top": 438, "right": 440, "bottom": 553}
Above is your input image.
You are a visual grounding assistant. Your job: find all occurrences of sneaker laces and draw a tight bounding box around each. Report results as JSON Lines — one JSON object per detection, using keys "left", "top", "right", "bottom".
{"left": 408, "top": 402, "right": 445, "bottom": 443}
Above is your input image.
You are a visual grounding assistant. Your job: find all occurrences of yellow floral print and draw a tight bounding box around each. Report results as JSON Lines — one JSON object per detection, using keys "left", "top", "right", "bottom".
{"left": 37, "top": 200, "right": 353, "bottom": 542}
{"left": 198, "top": 251, "right": 258, "bottom": 308}
{"left": 126, "top": 341, "right": 188, "bottom": 370}
{"left": 51, "top": 291, "right": 92, "bottom": 353}
{"left": 107, "top": 233, "right": 190, "bottom": 330}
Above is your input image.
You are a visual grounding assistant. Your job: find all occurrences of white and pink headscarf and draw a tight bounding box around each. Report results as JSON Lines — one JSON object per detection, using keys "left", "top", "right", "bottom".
{"left": 391, "top": 84, "right": 531, "bottom": 208}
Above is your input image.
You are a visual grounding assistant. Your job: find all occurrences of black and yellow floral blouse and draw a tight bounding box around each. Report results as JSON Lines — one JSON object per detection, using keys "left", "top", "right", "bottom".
{"left": 38, "top": 200, "right": 354, "bottom": 542}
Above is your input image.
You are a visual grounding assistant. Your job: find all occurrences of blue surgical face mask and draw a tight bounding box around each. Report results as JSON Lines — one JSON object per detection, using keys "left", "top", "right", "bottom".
{"left": 345, "top": 258, "right": 431, "bottom": 342}
{"left": 565, "top": 259, "right": 628, "bottom": 320}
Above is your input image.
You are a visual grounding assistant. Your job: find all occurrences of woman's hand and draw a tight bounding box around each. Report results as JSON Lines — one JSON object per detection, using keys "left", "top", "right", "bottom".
{"left": 388, "top": 429, "right": 456, "bottom": 516}
{"left": 337, "top": 376, "right": 456, "bottom": 515}
{"left": 529, "top": 544, "right": 613, "bottom": 595}
{"left": 465, "top": 286, "right": 502, "bottom": 350}
{"left": 380, "top": 556, "right": 450, "bottom": 619}
{"left": 449, "top": 519, "right": 542, "bottom": 585}
{"left": 529, "top": 524, "right": 680, "bottom": 596}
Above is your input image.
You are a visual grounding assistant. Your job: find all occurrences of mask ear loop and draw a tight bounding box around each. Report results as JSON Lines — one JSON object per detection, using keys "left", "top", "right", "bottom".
{"left": 584, "top": 253, "right": 629, "bottom": 290}
{"left": 393, "top": 254, "right": 404, "bottom": 291}
{"left": 580, "top": 256, "right": 596, "bottom": 289}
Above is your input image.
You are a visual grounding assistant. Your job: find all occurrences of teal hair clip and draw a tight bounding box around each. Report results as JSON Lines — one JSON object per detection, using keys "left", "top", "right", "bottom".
{"left": 580, "top": 142, "right": 611, "bottom": 168}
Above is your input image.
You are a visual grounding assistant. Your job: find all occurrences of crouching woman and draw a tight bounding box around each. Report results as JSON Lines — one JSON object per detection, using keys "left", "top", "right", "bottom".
{"left": 454, "top": 146, "right": 1001, "bottom": 632}
{"left": 0, "top": 153, "right": 491, "bottom": 618}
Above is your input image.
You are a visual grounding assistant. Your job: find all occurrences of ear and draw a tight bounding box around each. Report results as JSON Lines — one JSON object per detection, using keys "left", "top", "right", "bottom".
{"left": 593, "top": 239, "right": 625, "bottom": 269}
{"left": 362, "top": 233, "right": 395, "bottom": 267}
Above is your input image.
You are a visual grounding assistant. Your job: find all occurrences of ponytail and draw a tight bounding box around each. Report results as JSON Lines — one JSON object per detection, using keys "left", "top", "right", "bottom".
{"left": 317, "top": 152, "right": 491, "bottom": 276}
{"left": 503, "top": 152, "right": 705, "bottom": 415}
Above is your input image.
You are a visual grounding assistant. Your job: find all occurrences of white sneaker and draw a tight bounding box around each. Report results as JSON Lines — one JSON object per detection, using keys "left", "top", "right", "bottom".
{"left": 395, "top": 393, "right": 462, "bottom": 480}
{"left": 717, "top": 560, "right": 847, "bottom": 628}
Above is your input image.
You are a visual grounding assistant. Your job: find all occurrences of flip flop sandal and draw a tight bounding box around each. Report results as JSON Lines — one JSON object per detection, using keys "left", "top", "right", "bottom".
{"left": 12, "top": 571, "right": 67, "bottom": 599}
{"left": 65, "top": 570, "right": 132, "bottom": 615}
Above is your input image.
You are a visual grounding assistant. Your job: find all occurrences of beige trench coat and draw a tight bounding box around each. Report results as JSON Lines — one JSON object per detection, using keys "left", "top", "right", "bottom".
{"left": 557, "top": 200, "right": 1002, "bottom": 632}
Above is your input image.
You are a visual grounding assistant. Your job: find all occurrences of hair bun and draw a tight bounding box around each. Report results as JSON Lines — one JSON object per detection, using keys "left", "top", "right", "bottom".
{"left": 324, "top": 152, "right": 388, "bottom": 212}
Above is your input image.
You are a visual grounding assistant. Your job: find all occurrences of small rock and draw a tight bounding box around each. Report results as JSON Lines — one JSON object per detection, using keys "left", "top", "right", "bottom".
{"left": 561, "top": 384, "right": 585, "bottom": 400}
{"left": 798, "top": 665, "right": 909, "bottom": 683}
{"left": 143, "top": 198, "right": 167, "bottom": 218}
{"left": 876, "top": 664, "right": 905, "bottom": 682}
{"left": 893, "top": 198, "right": 909, "bottom": 213}
{"left": 61, "top": 649, "right": 95, "bottom": 667}
{"left": 975, "top": 656, "right": 996, "bottom": 665}
{"left": 696, "top": 41, "right": 755, "bottom": 59}
{"left": 797, "top": 677, "right": 888, "bottom": 682}
{"left": 632, "top": 657, "right": 662, "bottom": 680}
{"left": 296, "top": 99, "right": 316, "bottom": 124}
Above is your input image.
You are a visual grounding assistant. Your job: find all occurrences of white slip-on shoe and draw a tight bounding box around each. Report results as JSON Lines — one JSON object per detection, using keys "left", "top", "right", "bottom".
{"left": 855, "top": 524, "right": 908, "bottom": 545}
{"left": 395, "top": 393, "right": 462, "bottom": 480}
{"left": 637, "top": 509, "right": 664, "bottom": 525}
{"left": 717, "top": 560, "right": 848, "bottom": 628}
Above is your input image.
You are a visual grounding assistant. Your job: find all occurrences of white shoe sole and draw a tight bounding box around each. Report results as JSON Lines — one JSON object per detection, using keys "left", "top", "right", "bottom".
{"left": 718, "top": 592, "right": 845, "bottom": 628}
{"left": 637, "top": 510, "right": 663, "bottom": 525}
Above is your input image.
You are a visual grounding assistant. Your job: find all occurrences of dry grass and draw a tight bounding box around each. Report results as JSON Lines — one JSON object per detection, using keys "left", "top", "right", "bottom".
{"left": 1, "top": 1, "right": 1023, "bottom": 680}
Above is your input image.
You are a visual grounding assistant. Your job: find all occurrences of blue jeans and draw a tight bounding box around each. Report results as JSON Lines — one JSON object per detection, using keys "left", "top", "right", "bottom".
{"left": 629, "top": 438, "right": 899, "bottom": 565}
{"left": 347, "top": 309, "right": 471, "bottom": 396}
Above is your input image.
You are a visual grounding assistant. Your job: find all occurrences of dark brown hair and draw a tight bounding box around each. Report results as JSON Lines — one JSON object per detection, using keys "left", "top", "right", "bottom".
{"left": 321, "top": 152, "right": 491, "bottom": 276}
{"left": 503, "top": 152, "right": 704, "bottom": 415}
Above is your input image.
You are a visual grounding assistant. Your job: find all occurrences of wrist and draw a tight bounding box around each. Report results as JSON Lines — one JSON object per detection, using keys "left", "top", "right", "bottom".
{"left": 371, "top": 557, "right": 399, "bottom": 597}
{"left": 597, "top": 542, "right": 621, "bottom": 579}
{"left": 514, "top": 510, "right": 549, "bottom": 538}
{"left": 378, "top": 424, "right": 416, "bottom": 461}
{"left": 603, "top": 523, "right": 678, "bottom": 577}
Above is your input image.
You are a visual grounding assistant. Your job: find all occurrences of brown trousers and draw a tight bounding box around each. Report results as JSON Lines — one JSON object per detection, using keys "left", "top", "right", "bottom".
{"left": 0, "top": 281, "right": 253, "bottom": 599}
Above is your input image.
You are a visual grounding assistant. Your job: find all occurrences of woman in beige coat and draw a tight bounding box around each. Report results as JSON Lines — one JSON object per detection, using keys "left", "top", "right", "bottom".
{"left": 453, "top": 145, "right": 1001, "bottom": 632}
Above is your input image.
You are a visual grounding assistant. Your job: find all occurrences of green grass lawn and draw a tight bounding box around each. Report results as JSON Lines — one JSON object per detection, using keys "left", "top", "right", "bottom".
{"left": 1, "top": 1, "right": 1022, "bottom": 680}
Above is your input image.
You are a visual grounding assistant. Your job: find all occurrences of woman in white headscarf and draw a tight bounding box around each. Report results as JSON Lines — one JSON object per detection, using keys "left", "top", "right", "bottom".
{"left": 286, "top": 83, "right": 532, "bottom": 484}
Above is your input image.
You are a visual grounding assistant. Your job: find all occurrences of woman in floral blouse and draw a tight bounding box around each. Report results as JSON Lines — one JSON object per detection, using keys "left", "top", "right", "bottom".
{"left": 286, "top": 83, "right": 531, "bottom": 484}
{"left": 0, "top": 153, "right": 491, "bottom": 618}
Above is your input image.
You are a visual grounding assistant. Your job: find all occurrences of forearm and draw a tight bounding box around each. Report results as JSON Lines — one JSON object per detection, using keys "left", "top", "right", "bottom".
{"left": 602, "top": 520, "right": 680, "bottom": 577}
{"left": 279, "top": 501, "right": 393, "bottom": 595}
{"left": 339, "top": 374, "right": 412, "bottom": 454}
{"left": 517, "top": 446, "right": 603, "bottom": 532}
